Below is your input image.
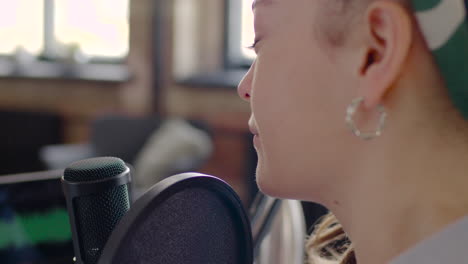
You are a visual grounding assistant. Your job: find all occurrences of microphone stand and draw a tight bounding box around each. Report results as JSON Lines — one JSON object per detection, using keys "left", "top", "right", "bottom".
{"left": 249, "top": 192, "right": 282, "bottom": 261}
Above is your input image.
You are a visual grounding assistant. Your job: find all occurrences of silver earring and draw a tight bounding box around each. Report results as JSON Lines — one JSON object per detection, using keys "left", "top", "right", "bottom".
{"left": 346, "top": 97, "right": 387, "bottom": 140}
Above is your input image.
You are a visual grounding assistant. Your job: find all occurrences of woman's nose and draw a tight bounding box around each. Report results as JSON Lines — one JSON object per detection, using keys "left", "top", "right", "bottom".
{"left": 237, "top": 63, "right": 254, "bottom": 101}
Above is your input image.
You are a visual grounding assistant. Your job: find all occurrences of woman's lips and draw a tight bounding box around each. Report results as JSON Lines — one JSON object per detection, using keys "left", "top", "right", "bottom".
{"left": 253, "top": 134, "right": 261, "bottom": 146}
{"left": 249, "top": 126, "right": 259, "bottom": 136}
{"left": 248, "top": 118, "right": 261, "bottom": 146}
{"left": 248, "top": 118, "right": 259, "bottom": 135}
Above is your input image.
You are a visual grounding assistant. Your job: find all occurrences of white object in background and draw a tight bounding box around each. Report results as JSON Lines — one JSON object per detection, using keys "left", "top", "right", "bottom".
{"left": 133, "top": 119, "right": 213, "bottom": 189}
{"left": 13, "top": 46, "right": 37, "bottom": 65}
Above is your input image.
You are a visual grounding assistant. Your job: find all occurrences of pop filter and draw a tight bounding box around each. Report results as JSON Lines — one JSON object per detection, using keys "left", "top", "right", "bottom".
{"left": 98, "top": 173, "right": 253, "bottom": 264}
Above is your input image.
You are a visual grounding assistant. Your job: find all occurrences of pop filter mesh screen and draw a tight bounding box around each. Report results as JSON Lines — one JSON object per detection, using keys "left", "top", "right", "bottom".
{"left": 112, "top": 187, "right": 248, "bottom": 264}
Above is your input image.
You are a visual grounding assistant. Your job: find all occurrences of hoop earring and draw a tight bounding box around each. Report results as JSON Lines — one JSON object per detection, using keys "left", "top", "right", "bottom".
{"left": 346, "top": 97, "right": 387, "bottom": 140}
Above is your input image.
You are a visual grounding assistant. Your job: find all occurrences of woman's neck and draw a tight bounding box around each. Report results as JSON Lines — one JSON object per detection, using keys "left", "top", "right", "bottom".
{"left": 329, "top": 117, "right": 468, "bottom": 264}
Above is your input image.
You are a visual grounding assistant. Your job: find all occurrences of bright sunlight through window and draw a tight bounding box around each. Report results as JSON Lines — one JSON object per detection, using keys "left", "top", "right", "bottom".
{"left": 0, "top": 1, "right": 44, "bottom": 55}
{"left": 241, "top": 0, "right": 255, "bottom": 60}
{"left": 0, "top": 0, "right": 129, "bottom": 59}
{"left": 55, "top": 0, "right": 129, "bottom": 59}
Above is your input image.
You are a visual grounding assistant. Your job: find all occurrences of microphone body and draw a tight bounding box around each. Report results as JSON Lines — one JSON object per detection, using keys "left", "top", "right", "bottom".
{"left": 62, "top": 157, "right": 131, "bottom": 264}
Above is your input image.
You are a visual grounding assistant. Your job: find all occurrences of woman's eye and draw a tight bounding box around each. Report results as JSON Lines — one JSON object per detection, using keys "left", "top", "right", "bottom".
{"left": 247, "top": 39, "right": 260, "bottom": 51}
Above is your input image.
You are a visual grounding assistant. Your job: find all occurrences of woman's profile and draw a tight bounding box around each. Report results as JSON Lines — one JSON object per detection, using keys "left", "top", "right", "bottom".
{"left": 238, "top": 0, "right": 468, "bottom": 263}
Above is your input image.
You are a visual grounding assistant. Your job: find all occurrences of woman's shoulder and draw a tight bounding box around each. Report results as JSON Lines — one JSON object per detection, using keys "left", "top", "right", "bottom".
{"left": 390, "top": 215, "right": 468, "bottom": 264}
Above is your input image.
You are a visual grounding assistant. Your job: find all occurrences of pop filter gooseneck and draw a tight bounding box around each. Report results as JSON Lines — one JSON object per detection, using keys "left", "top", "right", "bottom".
{"left": 99, "top": 173, "right": 253, "bottom": 264}
{"left": 249, "top": 193, "right": 281, "bottom": 259}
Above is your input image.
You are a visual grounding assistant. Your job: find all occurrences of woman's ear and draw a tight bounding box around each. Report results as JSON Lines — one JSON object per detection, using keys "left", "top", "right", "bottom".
{"left": 359, "top": 0, "right": 413, "bottom": 110}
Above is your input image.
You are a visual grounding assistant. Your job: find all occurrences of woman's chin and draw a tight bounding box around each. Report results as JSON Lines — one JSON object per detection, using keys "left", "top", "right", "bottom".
{"left": 256, "top": 167, "right": 287, "bottom": 198}
{"left": 255, "top": 166, "right": 273, "bottom": 195}
{"left": 256, "top": 165, "right": 312, "bottom": 201}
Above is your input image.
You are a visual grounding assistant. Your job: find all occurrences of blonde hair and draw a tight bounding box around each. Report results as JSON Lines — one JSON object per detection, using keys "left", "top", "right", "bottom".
{"left": 305, "top": 212, "right": 356, "bottom": 264}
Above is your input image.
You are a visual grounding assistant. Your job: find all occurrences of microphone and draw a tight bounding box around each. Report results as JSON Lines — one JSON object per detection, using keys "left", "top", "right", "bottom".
{"left": 61, "top": 157, "right": 131, "bottom": 264}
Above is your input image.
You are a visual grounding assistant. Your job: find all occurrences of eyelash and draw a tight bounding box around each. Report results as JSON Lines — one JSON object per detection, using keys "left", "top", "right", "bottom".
{"left": 247, "top": 40, "right": 259, "bottom": 50}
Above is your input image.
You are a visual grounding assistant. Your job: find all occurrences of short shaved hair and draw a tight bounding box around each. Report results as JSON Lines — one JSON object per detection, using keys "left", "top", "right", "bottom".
{"left": 316, "top": 0, "right": 411, "bottom": 47}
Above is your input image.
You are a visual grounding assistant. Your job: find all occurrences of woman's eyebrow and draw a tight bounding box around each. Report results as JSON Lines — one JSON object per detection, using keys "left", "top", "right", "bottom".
{"left": 252, "top": 0, "right": 274, "bottom": 11}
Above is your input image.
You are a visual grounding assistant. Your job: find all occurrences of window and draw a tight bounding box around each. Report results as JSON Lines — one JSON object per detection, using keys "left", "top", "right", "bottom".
{"left": 0, "top": 0, "right": 129, "bottom": 62}
{"left": 227, "top": 0, "right": 255, "bottom": 67}
{"left": 240, "top": 0, "right": 255, "bottom": 61}
{"left": 0, "top": 1, "right": 44, "bottom": 55}
{"left": 54, "top": 0, "right": 129, "bottom": 60}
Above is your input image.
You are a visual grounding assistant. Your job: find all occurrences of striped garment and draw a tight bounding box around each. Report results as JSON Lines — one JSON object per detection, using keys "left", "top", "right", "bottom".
{"left": 412, "top": 0, "right": 468, "bottom": 117}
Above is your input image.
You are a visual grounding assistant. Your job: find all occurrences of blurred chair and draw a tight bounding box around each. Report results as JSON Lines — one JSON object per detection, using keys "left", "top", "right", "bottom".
{"left": 40, "top": 115, "right": 213, "bottom": 190}
{"left": 0, "top": 110, "right": 63, "bottom": 174}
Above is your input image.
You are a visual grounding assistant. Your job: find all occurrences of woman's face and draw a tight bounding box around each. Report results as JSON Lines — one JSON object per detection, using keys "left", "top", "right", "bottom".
{"left": 238, "top": 0, "right": 359, "bottom": 200}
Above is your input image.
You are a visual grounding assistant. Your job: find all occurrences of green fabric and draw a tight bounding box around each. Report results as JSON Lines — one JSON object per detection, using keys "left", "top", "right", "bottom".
{"left": 412, "top": 0, "right": 468, "bottom": 117}
{"left": 412, "top": 0, "right": 441, "bottom": 12}
{"left": 433, "top": 24, "right": 468, "bottom": 117}
{"left": 0, "top": 208, "right": 71, "bottom": 248}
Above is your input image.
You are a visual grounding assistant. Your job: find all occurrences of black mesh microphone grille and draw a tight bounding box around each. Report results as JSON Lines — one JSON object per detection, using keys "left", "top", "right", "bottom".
{"left": 63, "top": 157, "right": 130, "bottom": 264}
{"left": 64, "top": 157, "right": 127, "bottom": 182}
{"left": 74, "top": 185, "right": 130, "bottom": 264}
